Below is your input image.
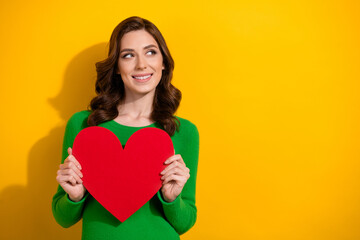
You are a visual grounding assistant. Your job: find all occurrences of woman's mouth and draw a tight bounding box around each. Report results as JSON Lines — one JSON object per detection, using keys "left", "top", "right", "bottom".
{"left": 132, "top": 73, "right": 153, "bottom": 82}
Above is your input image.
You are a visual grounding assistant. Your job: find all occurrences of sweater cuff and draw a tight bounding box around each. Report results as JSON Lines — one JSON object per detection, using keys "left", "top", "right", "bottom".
{"left": 66, "top": 191, "right": 89, "bottom": 205}
{"left": 157, "top": 190, "right": 181, "bottom": 207}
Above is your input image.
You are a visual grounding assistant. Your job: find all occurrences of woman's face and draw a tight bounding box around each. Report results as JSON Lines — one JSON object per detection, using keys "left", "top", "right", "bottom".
{"left": 117, "top": 29, "right": 164, "bottom": 96}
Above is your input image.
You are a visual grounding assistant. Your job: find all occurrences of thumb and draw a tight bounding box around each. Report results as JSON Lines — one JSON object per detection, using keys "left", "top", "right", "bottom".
{"left": 67, "top": 147, "right": 72, "bottom": 156}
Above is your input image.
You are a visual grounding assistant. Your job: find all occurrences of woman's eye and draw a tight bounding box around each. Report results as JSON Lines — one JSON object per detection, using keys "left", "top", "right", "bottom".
{"left": 122, "top": 53, "right": 133, "bottom": 58}
{"left": 146, "top": 50, "right": 157, "bottom": 55}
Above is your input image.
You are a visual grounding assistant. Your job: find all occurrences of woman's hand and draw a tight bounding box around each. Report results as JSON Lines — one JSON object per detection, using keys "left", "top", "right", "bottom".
{"left": 160, "top": 154, "right": 190, "bottom": 202}
{"left": 56, "top": 147, "right": 86, "bottom": 202}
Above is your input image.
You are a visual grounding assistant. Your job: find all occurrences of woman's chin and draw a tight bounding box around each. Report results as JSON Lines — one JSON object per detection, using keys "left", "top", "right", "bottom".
{"left": 126, "top": 86, "right": 157, "bottom": 96}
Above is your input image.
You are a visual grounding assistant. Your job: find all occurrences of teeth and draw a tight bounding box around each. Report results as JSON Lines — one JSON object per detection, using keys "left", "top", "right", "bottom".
{"left": 133, "top": 74, "right": 151, "bottom": 80}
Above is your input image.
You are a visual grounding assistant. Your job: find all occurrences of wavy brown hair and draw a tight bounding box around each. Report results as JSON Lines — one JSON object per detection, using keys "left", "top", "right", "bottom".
{"left": 87, "top": 16, "right": 182, "bottom": 136}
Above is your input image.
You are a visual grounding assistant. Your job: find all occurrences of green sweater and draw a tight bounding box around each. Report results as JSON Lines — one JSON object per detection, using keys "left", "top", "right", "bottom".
{"left": 52, "top": 110, "right": 199, "bottom": 240}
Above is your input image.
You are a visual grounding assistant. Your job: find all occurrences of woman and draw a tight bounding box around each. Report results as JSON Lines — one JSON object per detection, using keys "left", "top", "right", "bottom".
{"left": 52, "top": 16, "right": 199, "bottom": 239}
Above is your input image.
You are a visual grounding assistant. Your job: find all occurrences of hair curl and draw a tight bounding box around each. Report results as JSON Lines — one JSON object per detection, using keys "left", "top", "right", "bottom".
{"left": 87, "top": 16, "right": 181, "bottom": 136}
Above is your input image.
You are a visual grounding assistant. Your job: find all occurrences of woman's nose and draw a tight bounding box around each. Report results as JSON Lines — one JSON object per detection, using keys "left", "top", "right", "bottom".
{"left": 136, "top": 55, "right": 147, "bottom": 70}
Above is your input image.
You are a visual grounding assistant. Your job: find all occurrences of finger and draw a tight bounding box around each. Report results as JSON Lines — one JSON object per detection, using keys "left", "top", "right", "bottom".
{"left": 163, "top": 174, "right": 185, "bottom": 185}
{"left": 66, "top": 168, "right": 83, "bottom": 184}
{"left": 59, "top": 168, "right": 83, "bottom": 184}
{"left": 161, "top": 167, "right": 188, "bottom": 180}
{"left": 161, "top": 159, "right": 189, "bottom": 175}
{"left": 175, "top": 154, "right": 185, "bottom": 165}
{"left": 57, "top": 169, "right": 64, "bottom": 176}
{"left": 66, "top": 175, "right": 77, "bottom": 186}
{"left": 58, "top": 174, "right": 77, "bottom": 186}
{"left": 68, "top": 147, "right": 72, "bottom": 156}
{"left": 164, "top": 154, "right": 182, "bottom": 165}
{"left": 66, "top": 155, "right": 82, "bottom": 170}
{"left": 161, "top": 183, "right": 170, "bottom": 193}
{"left": 69, "top": 160, "right": 83, "bottom": 178}
{"left": 62, "top": 159, "right": 83, "bottom": 178}
{"left": 161, "top": 160, "right": 181, "bottom": 175}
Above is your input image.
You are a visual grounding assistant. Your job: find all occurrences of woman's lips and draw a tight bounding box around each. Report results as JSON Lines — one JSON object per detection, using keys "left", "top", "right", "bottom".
{"left": 132, "top": 73, "right": 153, "bottom": 82}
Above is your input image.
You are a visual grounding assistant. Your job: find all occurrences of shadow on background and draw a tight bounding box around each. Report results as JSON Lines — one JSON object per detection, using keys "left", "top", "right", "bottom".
{"left": 0, "top": 43, "right": 107, "bottom": 239}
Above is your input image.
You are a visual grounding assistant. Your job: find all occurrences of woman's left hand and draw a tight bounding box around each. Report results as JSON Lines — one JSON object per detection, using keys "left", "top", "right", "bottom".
{"left": 160, "top": 154, "right": 190, "bottom": 202}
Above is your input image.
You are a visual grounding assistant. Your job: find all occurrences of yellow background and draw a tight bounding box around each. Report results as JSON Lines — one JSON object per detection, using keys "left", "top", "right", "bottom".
{"left": 0, "top": 0, "right": 359, "bottom": 239}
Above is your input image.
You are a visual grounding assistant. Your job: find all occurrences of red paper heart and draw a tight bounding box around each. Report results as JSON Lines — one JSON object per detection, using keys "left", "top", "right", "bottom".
{"left": 72, "top": 126, "right": 174, "bottom": 222}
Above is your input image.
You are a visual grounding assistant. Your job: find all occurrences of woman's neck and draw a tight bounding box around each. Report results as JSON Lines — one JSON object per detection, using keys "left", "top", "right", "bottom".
{"left": 116, "top": 89, "right": 155, "bottom": 123}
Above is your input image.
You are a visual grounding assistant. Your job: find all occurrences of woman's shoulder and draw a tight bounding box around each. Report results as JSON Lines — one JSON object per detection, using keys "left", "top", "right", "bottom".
{"left": 69, "top": 110, "right": 91, "bottom": 120}
{"left": 66, "top": 110, "right": 92, "bottom": 130}
{"left": 175, "top": 116, "right": 196, "bottom": 127}
{"left": 174, "top": 116, "right": 199, "bottom": 136}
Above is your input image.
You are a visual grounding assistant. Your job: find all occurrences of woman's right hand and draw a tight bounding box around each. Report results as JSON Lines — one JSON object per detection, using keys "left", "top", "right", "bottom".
{"left": 56, "top": 147, "right": 86, "bottom": 202}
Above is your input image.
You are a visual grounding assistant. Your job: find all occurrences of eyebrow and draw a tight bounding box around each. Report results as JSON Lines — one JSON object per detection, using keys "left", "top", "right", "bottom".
{"left": 119, "top": 44, "right": 158, "bottom": 54}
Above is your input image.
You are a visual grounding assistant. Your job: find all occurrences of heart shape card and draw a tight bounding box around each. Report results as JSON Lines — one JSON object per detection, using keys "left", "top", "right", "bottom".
{"left": 72, "top": 126, "right": 174, "bottom": 222}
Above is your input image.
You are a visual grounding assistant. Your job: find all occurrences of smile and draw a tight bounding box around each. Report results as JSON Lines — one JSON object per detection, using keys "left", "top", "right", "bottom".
{"left": 132, "top": 73, "right": 153, "bottom": 82}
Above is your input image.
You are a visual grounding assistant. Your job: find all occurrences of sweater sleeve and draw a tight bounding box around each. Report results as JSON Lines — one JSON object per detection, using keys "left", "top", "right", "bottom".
{"left": 51, "top": 112, "right": 90, "bottom": 228}
{"left": 156, "top": 121, "right": 200, "bottom": 235}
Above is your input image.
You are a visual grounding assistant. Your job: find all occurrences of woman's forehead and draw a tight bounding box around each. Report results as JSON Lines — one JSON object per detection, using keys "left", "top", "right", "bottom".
{"left": 120, "top": 30, "right": 158, "bottom": 49}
